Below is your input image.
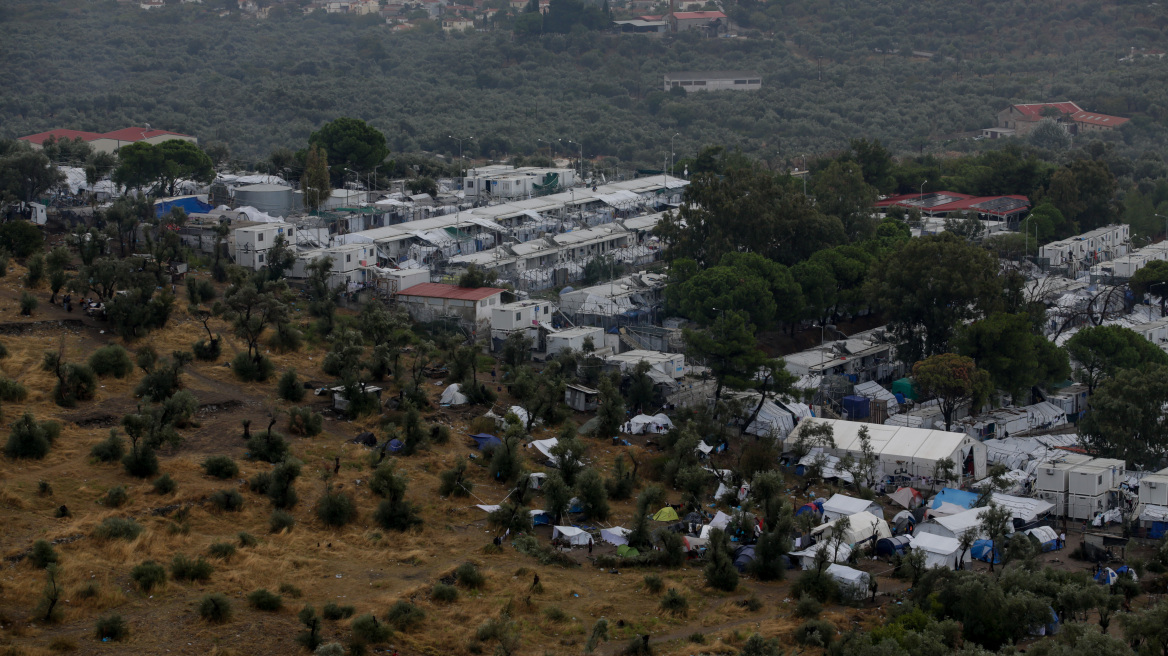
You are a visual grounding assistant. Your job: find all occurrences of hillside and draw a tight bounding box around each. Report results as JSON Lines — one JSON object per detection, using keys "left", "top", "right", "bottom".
{"left": 2, "top": 0, "right": 1168, "bottom": 165}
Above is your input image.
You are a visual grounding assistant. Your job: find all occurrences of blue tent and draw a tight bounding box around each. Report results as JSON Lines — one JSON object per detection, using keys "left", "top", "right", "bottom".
{"left": 531, "top": 510, "right": 552, "bottom": 526}
{"left": 796, "top": 500, "right": 824, "bottom": 516}
{"left": 876, "top": 535, "right": 912, "bottom": 558}
{"left": 930, "top": 488, "right": 979, "bottom": 512}
{"left": 732, "top": 546, "right": 756, "bottom": 573}
{"left": 971, "top": 539, "right": 1002, "bottom": 564}
{"left": 1095, "top": 567, "right": 1118, "bottom": 585}
{"left": 155, "top": 195, "right": 212, "bottom": 218}
{"left": 471, "top": 433, "right": 502, "bottom": 450}
{"left": 388, "top": 439, "right": 404, "bottom": 453}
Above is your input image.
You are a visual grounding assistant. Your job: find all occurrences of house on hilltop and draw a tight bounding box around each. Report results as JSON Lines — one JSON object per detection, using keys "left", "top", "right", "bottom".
{"left": 19, "top": 127, "right": 197, "bottom": 155}
{"left": 994, "top": 102, "right": 1129, "bottom": 137}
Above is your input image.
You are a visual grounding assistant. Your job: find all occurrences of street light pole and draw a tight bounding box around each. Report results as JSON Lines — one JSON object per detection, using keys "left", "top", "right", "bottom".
{"left": 1156, "top": 213, "right": 1168, "bottom": 242}
{"left": 800, "top": 154, "right": 807, "bottom": 196}
{"left": 670, "top": 132, "right": 680, "bottom": 177}
{"left": 449, "top": 135, "right": 474, "bottom": 182}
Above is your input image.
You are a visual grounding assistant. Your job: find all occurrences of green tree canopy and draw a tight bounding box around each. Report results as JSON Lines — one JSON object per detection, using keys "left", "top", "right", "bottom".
{"left": 956, "top": 312, "right": 1070, "bottom": 404}
{"left": 112, "top": 139, "right": 214, "bottom": 197}
{"left": 912, "top": 353, "right": 993, "bottom": 432}
{"left": 1130, "top": 260, "right": 1168, "bottom": 317}
{"left": 1066, "top": 325, "right": 1168, "bottom": 394}
{"left": 308, "top": 117, "right": 389, "bottom": 180}
{"left": 1080, "top": 363, "right": 1168, "bottom": 465}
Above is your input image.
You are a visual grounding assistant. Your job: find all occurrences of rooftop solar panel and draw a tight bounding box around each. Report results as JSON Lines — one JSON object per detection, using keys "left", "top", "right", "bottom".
{"left": 973, "top": 197, "right": 1028, "bottom": 213}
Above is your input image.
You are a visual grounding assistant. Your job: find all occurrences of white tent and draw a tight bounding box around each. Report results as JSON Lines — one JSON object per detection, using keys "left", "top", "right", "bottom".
{"left": 708, "top": 510, "right": 732, "bottom": 530}
{"left": 811, "top": 511, "right": 892, "bottom": 546}
{"left": 695, "top": 441, "right": 714, "bottom": 456}
{"left": 827, "top": 563, "right": 872, "bottom": 600}
{"left": 475, "top": 504, "right": 500, "bottom": 513}
{"left": 507, "top": 406, "right": 531, "bottom": 427}
{"left": 741, "top": 397, "right": 797, "bottom": 439}
{"left": 789, "top": 541, "right": 853, "bottom": 569}
{"left": 628, "top": 413, "right": 673, "bottom": 434}
{"left": 528, "top": 438, "right": 559, "bottom": 464}
{"left": 854, "top": 380, "right": 900, "bottom": 415}
{"left": 822, "top": 494, "right": 884, "bottom": 521}
{"left": 529, "top": 472, "right": 547, "bottom": 490}
{"left": 440, "top": 383, "right": 468, "bottom": 405}
{"left": 915, "top": 506, "right": 1003, "bottom": 541}
{"left": 600, "top": 527, "right": 631, "bottom": 546}
{"left": 552, "top": 526, "right": 592, "bottom": 546}
{"left": 909, "top": 533, "right": 962, "bottom": 570}
{"left": 989, "top": 493, "right": 1054, "bottom": 524}
{"left": 797, "top": 451, "right": 856, "bottom": 484}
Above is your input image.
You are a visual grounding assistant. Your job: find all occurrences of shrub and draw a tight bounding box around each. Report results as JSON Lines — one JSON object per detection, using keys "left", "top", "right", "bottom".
{"left": 88, "top": 345, "right": 133, "bottom": 378}
{"left": 322, "top": 602, "right": 356, "bottom": 620}
{"left": 170, "top": 555, "right": 213, "bottom": 582}
{"left": 208, "top": 542, "right": 236, "bottom": 560}
{"left": 232, "top": 352, "right": 275, "bottom": 382}
{"left": 267, "top": 461, "right": 301, "bottom": 509}
{"left": 38, "top": 480, "right": 52, "bottom": 496}
{"left": 202, "top": 455, "right": 239, "bottom": 479}
{"left": 660, "top": 588, "right": 688, "bottom": 616}
{"left": 209, "top": 489, "right": 244, "bottom": 512}
{"left": 739, "top": 596, "right": 763, "bottom": 612}
{"left": 350, "top": 613, "right": 392, "bottom": 645}
{"left": 90, "top": 430, "right": 125, "bottom": 462}
{"left": 278, "top": 369, "right": 305, "bottom": 402}
{"left": 279, "top": 582, "right": 302, "bottom": 598}
{"left": 315, "top": 643, "right": 345, "bottom": 656}
{"left": 48, "top": 362, "right": 96, "bottom": 407}
{"left": 298, "top": 604, "right": 323, "bottom": 650}
{"left": 270, "top": 509, "right": 295, "bottom": 533}
{"left": 76, "top": 582, "right": 99, "bottom": 599}
{"left": 795, "top": 595, "right": 823, "bottom": 618}
{"left": 198, "top": 593, "right": 232, "bottom": 623}
{"left": 247, "top": 430, "right": 289, "bottom": 463}
{"left": 643, "top": 574, "right": 663, "bottom": 594}
{"left": 0, "top": 377, "right": 28, "bottom": 401}
{"left": 249, "top": 471, "right": 272, "bottom": 494}
{"left": 374, "top": 498, "right": 422, "bottom": 532}
{"left": 315, "top": 489, "right": 356, "bottom": 527}
{"left": 25, "top": 252, "right": 45, "bottom": 286}
{"left": 687, "top": 632, "right": 707, "bottom": 644}
{"left": 29, "top": 539, "right": 58, "bottom": 568}
{"left": 94, "top": 517, "right": 142, "bottom": 541}
{"left": 288, "top": 406, "right": 323, "bottom": 436}
{"left": 455, "top": 562, "right": 485, "bottom": 589}
{"left": 238, "top": 531, "right": 258, "bottom": 547}
{"left": 543, "top": 606, "right": 567, "bottom": 622}
{"left": 152, "top": 473, "right": 176, "bottom": 494}
{"left": 247, "top": 588, "right": 283, "bottom": 611}
{"left": 792, "top": 569, "right": 839, "bottom": 604}
{"left": 740, "top": 633, "right": 783, "bottom": 656}
{"left": 102, "top": 486, "right": 128, "bottom": 508}
{"left": 20, "top": 291, "right": 38, "bottom": 315}
{"left": 793, "top": 619, "right": 836, "bottom": 647}
{"left": 5, "top": 413, "right": 60, "bottom": 459}
{"left": 122, "top": 443, "right": 159, "bottom": 478}
{"left": 385, "top": 600, "right": 425, "bottom": 631}
{"left": 431, "top": 583, "right": 458, "bottom": 603}
{"left": 192, "top": 337, "right": 222, "bottom": 361}
{"left": 430, "top": 424, "right": 450, "bottom": 444}
{"left": 94, "top": 614, "right": 128, "bottom": 641}
{"left": 130, "top": 561, "right": 166, "bottom": 592}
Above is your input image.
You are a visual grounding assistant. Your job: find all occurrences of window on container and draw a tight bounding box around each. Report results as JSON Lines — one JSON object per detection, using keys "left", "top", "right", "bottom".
{"left": 515, "top": 312, "right": 521, "bottom": 321}
{"left": 681, "top": 81, "right": 692, "bottom": 86}
{"left": 693, "top": 81, "right": 706, "bottom": 85}
{"left": 734, "top": 80, "right": 747, "bottom": 84}
{"left": 749, "top": 79, "right": 761, "bottom": 84}
{"left": 258, "top": 253, "right": 265, "bottom": 262}
{"left": 258, "top": 233, "right": 264, "bottom": 242}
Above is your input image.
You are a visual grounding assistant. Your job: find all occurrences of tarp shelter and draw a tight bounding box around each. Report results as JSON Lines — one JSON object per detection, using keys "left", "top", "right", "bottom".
{"left": 786, "top": 419, "right": 987, "bottom": 483}
{"left": 892, "top": 510, "right": 916, "bottom": 534}
{"left": 790, "top": 541, "right": 853, "bottom": 569}
{"left": 389, "top": 439, "right": 403, "bottom": 453}
{"left": 990, "top": 493, "right": 1054, "bottom": 524}
{"left": 854, "top": 380, "right": 901, "bottom": 415}
{"left": 732, "top": 546, "right": 756, "bottom": 573}
{"left": 975, "top": 469, "right": 1030, "bottom": 495}
{"left": 475, "top": 504, "right": 500, "bottom": 513}
{"left": 440, "top": 383, "right": 468, "bottom": 405}
{"left": 909, "top": 533, "right": 962, "bottom": 570}
{"left": 552, "top": 526, "right": 591, "bottom": 546}
{"left": 1096, "top": 567, "right": 1119, "bottom": 585}
{"left": 528, "top": 438, "right": 559, "bottom": 465}
{"left": 507, "top": 406, "right": 530, "bottom": 427}
{"left": 683, "top": 536, "right": 709, "bottom": 552}
{"left": 892, "top": 377, "right": 917, "bottom": 401}
{"left": 971, "top": 539, "right": 1002, "bottom": 564}
{"left": 601, "top": 527, "right": 631, "bottom": 546}
{"left": 876, "top": 535, "right": 912, "bottom": 557}
{"left": 708, "top": 510, "right": 732, "bottom": 530}
{"left": 740, "top": 396, "right": 797, "bottom": 438}
{"left": 530, "top": 510, "right": 552, "bottom": 526}
{"left": 823, "top": 494, "right": 884, "bottom": 521}
{"left": 888, "top": 487, "right": 924, "bottom": 509}
{"left": 926, "top": 488, "right": 979, "bottom": 518}
{"left": 471, "top": 433, "right": 501, "bottom": 450}
{"left": 827, "top": 564, "right": 872, "bottom": 601}
{"left": 915, "top": 506, "right": 999, "bottom": 541}
{"left": 796, "top": 451, "right": 855, "bottom": 484}
{"left": 628, "top": 413, "right": 673, "bottom": 435}
{"left": 811, "top": 511, "right": 892, "bottom": 546}
{"left": 652, "top": 506, "right": 679, "bottom": 522}
{"left": 529, "top": 472, "right": 547, "bottom": 490}
{"left": 1025, "top": 526, "right": 1061, "bottom": 551}
{"left": 796, "top": 500, "right": 825, "bottom": 517}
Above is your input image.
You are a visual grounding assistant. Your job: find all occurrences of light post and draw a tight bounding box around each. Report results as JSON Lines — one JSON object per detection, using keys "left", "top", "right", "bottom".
{"left": 670, "top": 132, "right": 680, "bottom": 177}
{"left": 1156, "top": 214, "right": 1168, "bottom": 242}
{"left": 448, "top": 135, "right": 473, "bottom": 181}
{"left": 800, "top": 154, "right": 807, "bottom": 196}
{"left": 566, "top": 139, "right": 584, "bottom": 180}
{"left": 537, "top": 138, "right": 556, "bottom": 161}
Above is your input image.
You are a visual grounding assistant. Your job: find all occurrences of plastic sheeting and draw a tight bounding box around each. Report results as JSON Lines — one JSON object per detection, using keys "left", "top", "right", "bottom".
{"left": 601, "top": 527, "right": 631, "bottom": 546}
{"left": 909, "top": 533, "right": 962, "bottom": 570}
{"left": 854, "top": 381, "right": 900, "bottom": 415}
{"left": 628, "top": 413, "right": 672, "bottom": 434}
{"left": 827, "top": 564, "right": 872, "bottom": 601}
{"left": 790, "top": 541, "right": 853, "bottom": 570}
{"left": 822, "top": 494, "right": 883, "bottom": 521}
{"left": 811, "top": 511, "right": 892, "bottom": 545}
{"left": 742, "top": 397, "right": 797, "bottom": 439}
{"left": 552, "top": 526, "right": 591, "bottom": 546}
{"left": 440, "top": 383, "right": 468, "bottom": 405}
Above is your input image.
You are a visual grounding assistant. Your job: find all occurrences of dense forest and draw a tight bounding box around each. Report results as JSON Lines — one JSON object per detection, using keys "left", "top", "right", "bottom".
{"left": 2, "top": 0, "right": 1168, "bottom": 165}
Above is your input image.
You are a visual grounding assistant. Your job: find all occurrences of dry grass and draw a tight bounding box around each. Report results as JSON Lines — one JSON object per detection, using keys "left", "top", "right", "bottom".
{"left": 0, "top": 272, "right": 890, "bottom": 656}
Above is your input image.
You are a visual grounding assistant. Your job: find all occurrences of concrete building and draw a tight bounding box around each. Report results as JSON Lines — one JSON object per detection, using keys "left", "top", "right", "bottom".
{"left": 614, "top": 18, "right": 668, "bottom": 35}
{"left": 395, "top": 282, "right": 505, "bottom": 325}
{"left": 1039, "top": 224, "right": 1130, "bottom": 272}
{"left": 18, "top": 127, "right": 197, "bottom": 155}
{"left": 547, "top": 326, "right": 605, "bottom": 354}
{"left": 558, "top": 272, "right": 667, "bottom": 328}
{"left": 996, "top": 102, "right": 1129, "bottom": 136}
{"left": 664, "top": 70, "right": 760, "bottom": 92}
{"left": 233, "top": 222, "right": 296, "bottom": 270}
{"left": 461, "top": 166, "right": 577, "bottom": 199}
{"left": 606, "top": 349, "right": 685, "bottom": 380}
{"left": 667, "top": 10, "right": 727, "bottom": 33}
{"left": 565, "top": 383, "right": 599, "bottom": 412}
{"left": 442, "top": 16, "right": 473, "bottom": 31}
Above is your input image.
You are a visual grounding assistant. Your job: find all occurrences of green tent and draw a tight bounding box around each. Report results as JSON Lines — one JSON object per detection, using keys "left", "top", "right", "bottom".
{"left": 891, "top": 378, "right": 917, "bottom": 401}
{"left": 652, "top": 506, "right": 679, "bottom": 522}
{"left": 617, "top": 545, "right": 640, "bottom": 558}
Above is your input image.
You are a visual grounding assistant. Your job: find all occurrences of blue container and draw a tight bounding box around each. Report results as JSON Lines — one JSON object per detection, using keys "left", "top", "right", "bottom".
{"left": 842, "top": 395, "right": 870, "bottom": 419}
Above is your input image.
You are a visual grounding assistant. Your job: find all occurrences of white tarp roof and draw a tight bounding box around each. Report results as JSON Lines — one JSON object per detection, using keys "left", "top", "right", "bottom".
{"left": 810, "top": 511, "right": 892, "bottom": 545}
{"left": 475, "top": 504, "right": 500, "bottom": 513}
{"left": 909, "top": 533, "right": 962, "bottom": 570}
{"left": 600, "top": 527, "right": 631, "bottom": 546}
{"left": 1025, "top": 526, "right": 1059, "bottom": 543}
{"left": 743, "top": 397, "right": 797, "bottom": 438}
{"left": 797, "top": 451, "right": 855, "bottom": 484}
{"left": 696, "top": 441, "right": 714, "bottom": 455}
{"left": 989, "top": 493, "right": 1054, "bottom": 523}
{"left": 552, "top": 526, "right": 591, "bottom": 546}
{"left": 529, "top": 438, "right": 559, "bottom": 463}
{"left": 789, "top": 419, "right": 985, "bottom": 481}
{"left": 822, "top": 494, "right": 879, "bottom": 521}
{"left": 826, "top": 563, "right": 871, "bottom": 599}
{"left": 790, "top": 541, "right": 853, "bottom": 569}
{"left": 440, "top": 383, "right": 468, "bottom": 405}
{"left": 1141, "top": 505, "right": 1168, "bottom": 522}
{"left": 854, "top": 381, "right": 900, "bottom": 415}
{"left": 628, "top": 413, "right": 673, "bottom": 434}
{"left": 708, "top": 510, "right": 732, "bottom": 530}
{"left": 920, "top": 506, "right": 997, "bottom": 540}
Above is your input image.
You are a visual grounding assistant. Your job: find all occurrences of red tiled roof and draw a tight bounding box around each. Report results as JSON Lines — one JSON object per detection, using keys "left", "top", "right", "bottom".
{"left": 99, "top": 127, "right": 192, "bottom": 141}
{"left": 671, "top": 10, "right": 725, "bottom": 19}
{"left": 876, "top": 191, "right": 1030, "bottom": 217}
{"left": 399, "top": 282, "right": 505, "bottom": 301}
{"left": 18, "top": 129, "right": 105, "bottom": 145}
{"left": 1010, "top": 102, "right": 1082, "bottom": 119}
{"left": 638, "top": 14, "right": 662, "bottom": 19}
{"left": 1071, "top": 111, "right": 1129, "bottom": 127}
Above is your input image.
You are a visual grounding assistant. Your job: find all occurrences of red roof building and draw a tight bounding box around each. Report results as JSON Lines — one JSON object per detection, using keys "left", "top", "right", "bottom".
{"left": 1070, "top": 111, "right": 1130, "bottom": 132}
{"left": 18, "top": 126, "right": 196, "bottom": 154}
{"left": 397, "top": 283, "right": 506, "bottom": 324}
{"left": 876, "top": 191, "right": 1031, "bottom": 221}
{"left": 668, "top": 9, "right": 728, "bottom": 33}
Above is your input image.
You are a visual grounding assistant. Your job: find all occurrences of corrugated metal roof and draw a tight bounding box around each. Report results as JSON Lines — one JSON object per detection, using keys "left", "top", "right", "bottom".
{"left": 398, "top": 282, "right": 504, "bottom": 300}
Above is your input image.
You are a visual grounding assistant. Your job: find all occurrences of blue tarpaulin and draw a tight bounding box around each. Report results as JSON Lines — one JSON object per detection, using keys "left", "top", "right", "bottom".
{"left": 971, "top": 539, "right": 1002, "bottom": 564}
{"left": 930, "top": 488, "right": 979, "bottom": 512}
{"left": 470, "top": 433, "right": 501, "bottom": 450}
{"left": 796, "top": 500, "right": 824, "bottom": 516}
{"left": 155, "top": 195, "right": 212, "bottom": 218}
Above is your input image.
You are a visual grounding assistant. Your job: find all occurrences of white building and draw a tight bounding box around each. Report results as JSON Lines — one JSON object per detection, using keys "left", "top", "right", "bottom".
{"left": 395, "top": 282, "right": 505, "bottom": 325}
{"left": 547, "top": 326, "right": 605, "bottom": 354}
{"left": 1039, "top": 224, "right": 1129, "bottom": 272}
{"left": 462, "top": 166, "right": 578, "bottom": 199}
{"left": 663, "top": 71, "right": 761, "bottom": 92}
{"left": 233, "top": 222, "right": 296, "bottom": 270}
{"left": 606, "top": 349, "right": 685, "bottom": 380}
